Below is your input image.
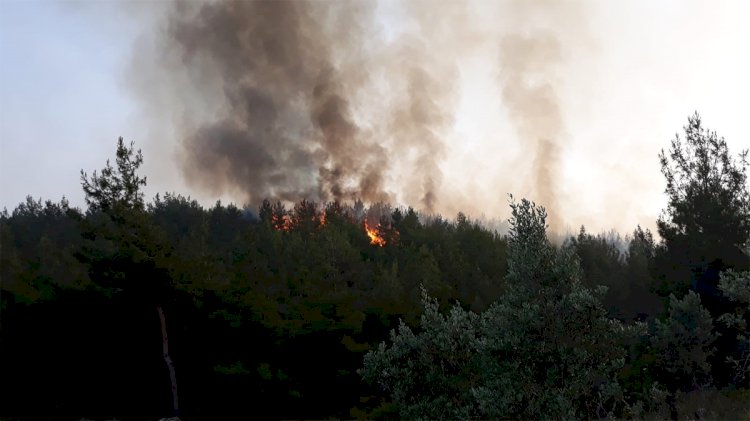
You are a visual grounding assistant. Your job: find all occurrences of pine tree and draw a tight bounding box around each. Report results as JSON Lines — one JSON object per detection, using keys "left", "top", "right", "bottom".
{"left": 361, "top": 197, "right": 639, "bottom": 419}
{"left": 80, "top": 137, "right": 180, "bottom": 418}
{"left": 657, "top": 113, "right": 750, "bottom": 303}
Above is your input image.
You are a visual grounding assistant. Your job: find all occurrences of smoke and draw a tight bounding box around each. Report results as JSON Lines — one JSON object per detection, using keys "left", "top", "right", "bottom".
{"left": 130, "top": 0, "right": 589, "bottom": 225}
{"left": 130, "top": 0, "right": 462, "bottom": 211}
{"left": 499, "top": 33, "right": 565, "bottom": 230}
{"left": 164, "top": 1, "right": 376, "bottom": 203}
{"left": 496, "top": 0, "right": 589, "bottom": 231}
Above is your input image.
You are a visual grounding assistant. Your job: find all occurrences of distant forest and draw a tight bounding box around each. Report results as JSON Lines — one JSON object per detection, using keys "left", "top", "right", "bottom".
{"left": 1, "top": 113, "right": 749, "bottom": 420}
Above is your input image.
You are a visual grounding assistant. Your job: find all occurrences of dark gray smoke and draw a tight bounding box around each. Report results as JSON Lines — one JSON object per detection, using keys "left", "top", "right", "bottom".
{"left": 130, "top": 0, "right": 587, "bottom": 221}
{"left": 165, "top": 1, "right": 373, "bottom": 203}
{"left": 135, "top": 0, "right": 461, "bottom": 210}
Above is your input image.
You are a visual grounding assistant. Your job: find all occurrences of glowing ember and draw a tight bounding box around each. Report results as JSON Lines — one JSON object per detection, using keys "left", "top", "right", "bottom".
{"left": 364, "top": 220, "right": 386, "bottom": 247}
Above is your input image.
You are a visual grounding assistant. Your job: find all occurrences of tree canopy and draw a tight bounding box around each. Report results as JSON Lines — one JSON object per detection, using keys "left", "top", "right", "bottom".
{"left": 81, "top": 137, "right": 147, "bottom": 213}
{"left": 2, "top": 116, "right": 750, "bottom": 419}
{"left": 657, "top": 113, "right": 750, "bottom": 297}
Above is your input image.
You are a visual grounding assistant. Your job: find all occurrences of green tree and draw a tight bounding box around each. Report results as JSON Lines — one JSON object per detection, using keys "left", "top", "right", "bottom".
{"left": 361, "top": 197, "right": 638, "bottom": 419}
{"left": 80, "top": 137, "right": 179, "bottom": 417}
{"left": 475, "top": 198, "right": 635, "bottom": 419}
{"left": 650, "top": 291, "right": 718, "bottom": 417}
{"left": 625, "top": 225, "right": 663, "bottom": 319}
{"left": 569, "top": 226, "right": 663, "bottom": 320}
{"left": 717, "top": 246, "right": 750, "bottom": 386}
{"left": 569, "top": 226, "right": 628, "bottom": 317}
{"left": 0, "top": 197, "right": 88, "bottom": 303}
{"left": 360, "top": 289, "right": 482, "bottom": 420}
{"left": 81, "top": 137, "right": 146, "bottom": 213}
{"left": 651, "top": 291, "right": 718, "bottom": 386}
{"left": 657, "top": 112, "right": 750, "bottom": 300}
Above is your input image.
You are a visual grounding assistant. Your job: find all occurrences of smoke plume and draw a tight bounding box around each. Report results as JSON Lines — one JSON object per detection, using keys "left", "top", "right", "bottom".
{"left": 130, "top": 0, "right": 588, "bottom": 223}
{"left": 499, "top": 33, "right": 565, "bottom": 229}
{"left": 496, "top": 0, "right": 589, "bottom": 231}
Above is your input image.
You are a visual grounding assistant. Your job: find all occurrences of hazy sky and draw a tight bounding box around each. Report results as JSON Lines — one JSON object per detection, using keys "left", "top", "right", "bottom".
{"left": 1, "top": 0, "right": 748, "bottom": 235}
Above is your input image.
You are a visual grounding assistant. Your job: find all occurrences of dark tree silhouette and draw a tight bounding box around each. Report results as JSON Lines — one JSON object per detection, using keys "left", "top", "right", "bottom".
{"left": 657, "top": 113, "right": 750, "bottom": 302}
{"left": 81, "top": 137, "right": 147, "bottom": 213}
{"left": 81, "top": 137, "right": 180, "bottom": 418}
{"left": 4, "top": 119, "right": 750, "bottom": 420}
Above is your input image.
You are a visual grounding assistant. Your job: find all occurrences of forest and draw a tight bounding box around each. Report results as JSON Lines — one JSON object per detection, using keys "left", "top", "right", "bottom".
{"left": 1, "top": 113, "right": 749, "bottom": 420}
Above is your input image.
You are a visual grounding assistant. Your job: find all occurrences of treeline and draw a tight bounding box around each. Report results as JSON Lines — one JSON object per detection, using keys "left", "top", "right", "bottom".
{"left": 1, "top": 113, "right": 749, "bottom": 419}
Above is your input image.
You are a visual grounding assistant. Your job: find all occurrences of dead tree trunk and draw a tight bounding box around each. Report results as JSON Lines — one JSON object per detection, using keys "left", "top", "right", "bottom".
{"left": 157, "top": 305, "right": 179, "bottom": 417}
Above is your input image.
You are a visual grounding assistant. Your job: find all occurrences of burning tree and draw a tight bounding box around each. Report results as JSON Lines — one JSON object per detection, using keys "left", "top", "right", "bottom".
{"left": 260, "top": 198, "right": 398, "bottom": 246}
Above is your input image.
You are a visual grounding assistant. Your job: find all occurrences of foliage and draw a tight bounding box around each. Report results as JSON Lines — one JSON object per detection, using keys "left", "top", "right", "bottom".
{"left": 0, "top": 196, "right": 87, "bottom": 303}
{"left": 717, "top": 247, "right": 750, "bottom": 386}
{"left": 476, "top": 199, "right": 637, "bottom": 420}
{"left": 80, "top": 137, "right": 147, "bottom": 213}
{"left": 3, "top": 114, "right": 750, "bottom": 419}
{"left": 719, "top": 266, "right": 750, "bottom": 305}
{"left": 362, "top": 198, "right": 639, "bottom": 419}
{"left": 360, "top": 290, "right": 481, "bottom": 420}
{"left": 651, "top": 291, "right": 718, "bottom": 389}
{"left": 77, "top": 139, "right": 170, "bottom": 301}
{"left": 657, "top": 112, "right": 750, "bottom": 298}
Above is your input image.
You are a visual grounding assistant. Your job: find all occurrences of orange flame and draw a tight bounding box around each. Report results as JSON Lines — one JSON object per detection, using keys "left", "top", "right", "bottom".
{"left": 272, "top": 212, "right": 327, "bottom": 231}
{"left": 272, "top": 214, "right": 293, "bottom": 231}
{"left": 364, "top": 220, "right": 386, "bottom": 247}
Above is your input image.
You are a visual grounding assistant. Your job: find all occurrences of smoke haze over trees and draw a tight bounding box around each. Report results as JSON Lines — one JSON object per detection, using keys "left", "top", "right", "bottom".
{"left": 127, "top": 0, "right": 602, "bottom": 232}
{"left": 4, "top": 0, "right": 750, "bottom": 236}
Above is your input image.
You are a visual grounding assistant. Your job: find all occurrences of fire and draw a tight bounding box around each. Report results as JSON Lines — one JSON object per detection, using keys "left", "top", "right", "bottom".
{"left": 268, "top": 203, "right": 395, "bottom": 246}
{"left": 272, "top": 211, "right": 327, "bottom": 231}
{"left": 272, "top": 214, "right": 293, "bottom": 231}
{"left": 364, "top": 220, "right": 387, "bottom": 247}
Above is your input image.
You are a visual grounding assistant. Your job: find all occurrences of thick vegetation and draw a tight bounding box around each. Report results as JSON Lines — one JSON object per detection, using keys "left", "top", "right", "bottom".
{"left": 1, "top": 114, "right": 748, "bottom": 419}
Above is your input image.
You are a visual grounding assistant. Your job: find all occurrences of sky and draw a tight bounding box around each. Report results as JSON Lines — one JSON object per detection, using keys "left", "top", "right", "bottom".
{"left": 1, "top": 0, "right": 749, "bottom": 235}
